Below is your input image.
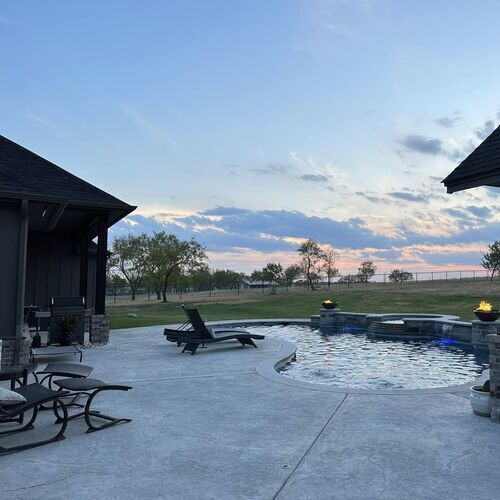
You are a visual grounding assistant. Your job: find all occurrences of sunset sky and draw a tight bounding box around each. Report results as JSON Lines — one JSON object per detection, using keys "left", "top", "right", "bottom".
{"left": 2, "top": 0, "right": 500, "bottom": 273}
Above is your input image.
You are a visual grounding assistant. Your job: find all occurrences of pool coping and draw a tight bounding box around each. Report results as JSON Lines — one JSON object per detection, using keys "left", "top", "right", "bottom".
{"left": 166, "top": 318, "right": 489, "bottom": 396}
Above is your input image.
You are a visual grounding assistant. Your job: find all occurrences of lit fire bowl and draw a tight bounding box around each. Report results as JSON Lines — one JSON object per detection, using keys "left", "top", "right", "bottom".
{"left": 474, "top": 310, "right": 500, "bottom": 322}
{"left": 322, "top": 301, "right": 338, "bottom": 310}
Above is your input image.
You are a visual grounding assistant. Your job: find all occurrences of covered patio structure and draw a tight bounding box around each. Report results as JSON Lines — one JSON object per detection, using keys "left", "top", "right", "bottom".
{"left": 443, "top": 123, "right": 500, "bottom": 423}
{"left": 0, "top": 135, "right": 135, "bottom": 365}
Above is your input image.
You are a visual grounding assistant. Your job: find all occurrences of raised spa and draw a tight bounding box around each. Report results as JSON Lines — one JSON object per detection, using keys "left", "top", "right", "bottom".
{"left": 245, "top": 324, "right": 488, "bottom": 390}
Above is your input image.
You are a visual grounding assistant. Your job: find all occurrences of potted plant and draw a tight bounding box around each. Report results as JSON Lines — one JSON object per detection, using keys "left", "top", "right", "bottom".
{"left": 321, "top": 299, "right": 338, "bottom": 310}
{"left": 474, "top": 301, "right": 500, "bottom": 322}
{"left": 58, "top": 316, "right": 78, "bottom": 346}
{"left": 470, "top": 379, "right": 491, "bottom": 416}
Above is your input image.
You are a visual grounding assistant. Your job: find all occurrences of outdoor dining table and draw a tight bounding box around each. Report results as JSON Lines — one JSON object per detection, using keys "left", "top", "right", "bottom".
{"left": 0, "top": 363, "right": 38, "bottom": 390}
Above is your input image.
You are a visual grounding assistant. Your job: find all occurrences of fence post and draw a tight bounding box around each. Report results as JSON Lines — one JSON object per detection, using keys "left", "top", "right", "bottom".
{"left": 473, "top": 270, "right": 476, "bottom": 280}
{"left": 446, "top": 271, "right": 448, "bottom": 281}
{"left": 431, "top": 272, "right": 434, "bottom": 282}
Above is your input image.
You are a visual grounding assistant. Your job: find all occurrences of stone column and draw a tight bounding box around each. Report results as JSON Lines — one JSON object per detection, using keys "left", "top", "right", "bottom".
{"left": 0, "top": 335, "right": 31, "bottom": 368}
{"left": 90, "top": 314, "right": 110, "bottom": 345}
{"left": 472, "top": 320, "right": 500, "bottom": 348}
{"left": 487, "top": 334, "right": 500, "bottom": 422}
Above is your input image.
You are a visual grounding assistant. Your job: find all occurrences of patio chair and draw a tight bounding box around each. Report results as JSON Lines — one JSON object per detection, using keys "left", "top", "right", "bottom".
{"left": 0, "top": 384, "right": 69, "bottom": 454}
{"left": 53, "top": 378, "right": 132, "bottom": 433}
{"left": 173, "top": 305, "right": 265, "bottom": 355}
{"left": 36, "top": 363, "right": 94, "bottom": 408}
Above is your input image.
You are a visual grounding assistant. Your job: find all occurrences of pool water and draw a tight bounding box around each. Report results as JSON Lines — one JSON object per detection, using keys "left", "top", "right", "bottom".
{"left": 246, "top": 324, "right": 488, "bottom": 390}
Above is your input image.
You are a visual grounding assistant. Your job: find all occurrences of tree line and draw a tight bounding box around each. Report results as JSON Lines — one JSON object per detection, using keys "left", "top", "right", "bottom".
{"left": 108, "top": 233, "right": 419, "bottom": 301}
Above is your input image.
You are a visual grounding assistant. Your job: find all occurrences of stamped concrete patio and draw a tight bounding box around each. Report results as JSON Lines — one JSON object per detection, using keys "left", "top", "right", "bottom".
{"left": 1, "top": 325, "right": 500, "bottom": 500}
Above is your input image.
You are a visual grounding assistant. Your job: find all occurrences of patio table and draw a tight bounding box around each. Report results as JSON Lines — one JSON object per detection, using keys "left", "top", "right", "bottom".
{"left": 31, "top": 345, "right": 83, "bottom": 363}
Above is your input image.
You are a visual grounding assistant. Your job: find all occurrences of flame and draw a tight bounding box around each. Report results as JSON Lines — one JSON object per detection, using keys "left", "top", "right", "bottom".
{"left": 476, "top": 301, "right": 494, "bottom": 312}
{"left": 323, "top": 300, "right": 333, "bottom": 304}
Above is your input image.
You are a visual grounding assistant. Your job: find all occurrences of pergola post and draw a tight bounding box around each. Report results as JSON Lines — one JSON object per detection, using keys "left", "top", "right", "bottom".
{"left": 95, "top": 215, "right": 108, "bottom": 315}
{"left": 79, "top": 230, "right": 89, "bottom": 304}
{"left": 15, "top": 200, "right": 28, "bottom": 365}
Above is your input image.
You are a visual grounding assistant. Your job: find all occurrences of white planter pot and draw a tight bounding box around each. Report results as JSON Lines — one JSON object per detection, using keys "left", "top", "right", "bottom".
{"left": 470, "top": 386, "right": 491, "bottom": 417}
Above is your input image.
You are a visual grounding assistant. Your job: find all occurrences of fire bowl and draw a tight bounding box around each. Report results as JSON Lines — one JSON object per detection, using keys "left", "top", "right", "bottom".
{"left": 474, "top": 310, "right": 500, "bottom": 322}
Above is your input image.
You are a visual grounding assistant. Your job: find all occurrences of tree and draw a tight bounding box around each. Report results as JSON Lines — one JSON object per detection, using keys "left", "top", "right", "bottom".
{"left": 261, "top": 262, "right": 284, "bottom": 294}
{"left": 357, "top": 261, "right": 377, "bottom": 285}
{"left": 320, "top": 248, "right": 340, "bottom": 288}
{"left": 146, "top": 232, "right": 207, "bottom": 302}
{"left": 482, "top": 241, "right": 500, "bottom": 281}
{"left": 283, "top": 264, "right": 302, "bottom": 291}
{"left": 109, "top": 234, "right": 148, "bottom": 300}
{"left": 298, "top": 239, "right": 324, "bottom": 290}
{"left": 388, "top": 269, "right": 413, "bottom": 284}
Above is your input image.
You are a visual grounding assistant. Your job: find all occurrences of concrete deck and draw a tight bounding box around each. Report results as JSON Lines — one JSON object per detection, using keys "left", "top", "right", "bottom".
{"left": 1, "top": 326, "right": 500, "bottom": 499}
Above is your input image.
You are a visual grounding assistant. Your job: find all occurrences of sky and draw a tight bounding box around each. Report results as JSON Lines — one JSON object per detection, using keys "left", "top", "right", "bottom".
{"left": 2, "top": 0, "right": 500, "bottom": 274}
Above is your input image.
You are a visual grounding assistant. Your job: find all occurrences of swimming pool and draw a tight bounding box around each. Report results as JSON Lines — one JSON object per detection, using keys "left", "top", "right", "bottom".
{"left": 245, "top": 324, "right": 488, "bottom": 390}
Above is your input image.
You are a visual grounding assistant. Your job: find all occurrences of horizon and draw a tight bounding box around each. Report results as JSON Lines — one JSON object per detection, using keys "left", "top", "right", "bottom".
{"left": 2, "top": 0, "right": 500, "bottom": 274}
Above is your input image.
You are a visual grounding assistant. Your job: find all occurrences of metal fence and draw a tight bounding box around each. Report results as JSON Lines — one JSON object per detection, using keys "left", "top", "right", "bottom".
{"left": 106, "top": 268, "right": 493, "bottom": 302}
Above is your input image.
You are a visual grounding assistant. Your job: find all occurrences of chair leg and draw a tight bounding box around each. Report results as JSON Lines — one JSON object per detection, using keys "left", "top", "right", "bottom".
{"left": 238, "top": 338, "right": 257, "bottom": 348}
{"left": 0, "top": 399, "right": 68, "bottom": 455}
{"left": 54, "top": 387, "right": 131, "bottom": 433}
{"left": 182, "top": 343, "right": 199, "bottom": 355}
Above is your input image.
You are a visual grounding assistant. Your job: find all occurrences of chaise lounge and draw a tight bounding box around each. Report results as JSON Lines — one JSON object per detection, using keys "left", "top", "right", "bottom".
{"left": 0, "top": 384, "right": 69, "bottom": 454}
{"left": 165, "top": 305, "right": 265, "bottom": 355}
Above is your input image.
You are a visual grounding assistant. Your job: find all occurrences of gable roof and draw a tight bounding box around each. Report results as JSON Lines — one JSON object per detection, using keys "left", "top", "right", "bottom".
{"left": 442, "top": 125, "right": 500, "bottom": 193}
{"left": 0, "top": 134, "right": 135, "bottom": 212}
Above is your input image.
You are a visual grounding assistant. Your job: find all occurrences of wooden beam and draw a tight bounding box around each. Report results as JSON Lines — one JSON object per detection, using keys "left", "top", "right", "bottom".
{"left": 15, "top": 200, "right": 28, "bottom": 364}
{"left": 45, "top": 201, "right": 68, "bottom": 231}
{"left": 95, "top": 215, "right": 108, "bottom": 315}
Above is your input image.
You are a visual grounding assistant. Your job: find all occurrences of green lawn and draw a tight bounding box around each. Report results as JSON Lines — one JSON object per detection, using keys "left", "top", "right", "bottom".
{"left": 107, "top": 283, "right": 494, "bottom": 329}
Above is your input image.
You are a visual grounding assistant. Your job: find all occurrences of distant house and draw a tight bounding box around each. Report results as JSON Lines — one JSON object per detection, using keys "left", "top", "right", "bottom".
{"left": 0, "top": 135, "right": 135, "bottom": 363}
{"left": 240, "top": 280, "right": 278, "bottom": 289}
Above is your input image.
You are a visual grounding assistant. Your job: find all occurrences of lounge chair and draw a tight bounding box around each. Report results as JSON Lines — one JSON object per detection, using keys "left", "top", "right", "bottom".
{"left": 170, "top": 305, "right": 265, "bottom": 355}
{"left": 0, "top": 384, "right": 69, "bottom": 454}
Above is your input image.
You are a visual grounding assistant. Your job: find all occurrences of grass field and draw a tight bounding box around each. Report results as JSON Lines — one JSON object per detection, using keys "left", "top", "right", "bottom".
{"left": 107, "top": 279, "right": 500, "bottom": 329}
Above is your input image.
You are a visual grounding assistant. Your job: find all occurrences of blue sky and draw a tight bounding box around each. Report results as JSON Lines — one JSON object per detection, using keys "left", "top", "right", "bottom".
{"left": 2, "top": 0, "right": 500, "bottom": 272}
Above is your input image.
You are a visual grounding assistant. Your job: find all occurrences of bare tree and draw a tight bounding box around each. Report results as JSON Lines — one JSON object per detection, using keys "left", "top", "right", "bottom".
{"left": 298, "top": 239, "right": 323, "bottom": 290}
{"left": 321, "top": 248, "right": 339, "bottom": 288}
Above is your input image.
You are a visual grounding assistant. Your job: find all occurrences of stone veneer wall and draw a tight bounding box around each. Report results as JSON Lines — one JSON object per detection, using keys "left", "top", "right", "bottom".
{"left": 487, "top": 334, "right": 500, "bottom": 423}
{"left": 90, "top": 314, "right": 110, "bottom": 345}
{"left": 0, "top": 335, "right": 31, "bottom": 367}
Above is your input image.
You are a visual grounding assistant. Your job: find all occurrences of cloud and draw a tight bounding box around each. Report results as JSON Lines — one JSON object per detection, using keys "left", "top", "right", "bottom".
{"left": 466, "top": 205, "right": 491, "bottom": 218}
{"left": 434, "top": 111, "right": 461, "bottom": 128}
{"left": 26, "top": 114, "right": 60, "bottom": 131}
{"left": 118, "top": 103, "right": 177, "bottom": 146}
{"left": 399, "top": 135, "right": 444, "bottom": 156}
{"left": 474, "top": 119, "right": 496, "bottom": 141}
{"left": 300, "top": 174, "right": 330, "bottom": 183}
{"left": 0, "top": 16, "right": 17, "bottom": 25}
{"left": 388, "top": 192, "right": 429, "bottom": 203}
{"left": 249, "top": 163, "right": 291, "bottom": 176}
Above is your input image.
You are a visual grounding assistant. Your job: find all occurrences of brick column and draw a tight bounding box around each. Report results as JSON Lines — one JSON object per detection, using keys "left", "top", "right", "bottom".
{"left": 487, "top": 334, "right": 500, "bottom": 422}
{"left": 90, "top": 314, "right": 110, "bottom": 345}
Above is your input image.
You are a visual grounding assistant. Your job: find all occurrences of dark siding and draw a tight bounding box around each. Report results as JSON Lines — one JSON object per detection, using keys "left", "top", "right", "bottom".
{"left": 0, "top": 202, "right": 21, "bottom": 339}
{"left": 25, "top": 234, "right": 97, "bottom": 310}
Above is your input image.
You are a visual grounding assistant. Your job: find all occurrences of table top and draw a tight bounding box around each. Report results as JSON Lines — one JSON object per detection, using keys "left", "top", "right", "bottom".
{"left": 0, "top": 363, "right": 38, "bottom": 379}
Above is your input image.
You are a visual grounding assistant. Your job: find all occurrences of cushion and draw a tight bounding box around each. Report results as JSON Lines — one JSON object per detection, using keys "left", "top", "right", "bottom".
{"left": 0, "top": 387, "right": 27, "bottom": 406}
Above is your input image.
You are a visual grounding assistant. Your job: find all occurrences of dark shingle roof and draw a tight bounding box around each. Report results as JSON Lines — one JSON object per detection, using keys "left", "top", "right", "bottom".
{"left": 0, "top": 134, "right": 134, "bottom": 210}
{"left": 442, "top": 125, "right": 500, "bottom": 193}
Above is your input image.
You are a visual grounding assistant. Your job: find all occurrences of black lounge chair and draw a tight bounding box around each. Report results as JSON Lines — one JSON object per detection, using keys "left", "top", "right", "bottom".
{"left": 0, "top": 383, "right": 69, "bottom": 454}
{"left": 171, "top": 306, "right": 265, "bottom": 355}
